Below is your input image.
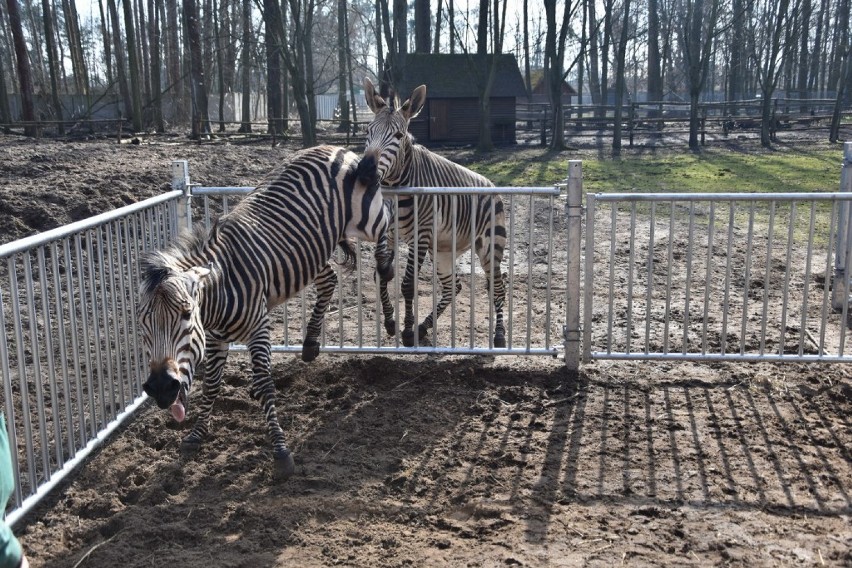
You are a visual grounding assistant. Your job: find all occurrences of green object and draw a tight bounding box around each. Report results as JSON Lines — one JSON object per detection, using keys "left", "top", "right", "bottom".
{"left": 0, "top": 414, "right": 22, "bottom": 568}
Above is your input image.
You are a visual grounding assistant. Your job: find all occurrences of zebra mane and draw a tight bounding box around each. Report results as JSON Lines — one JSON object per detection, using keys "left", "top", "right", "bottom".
{"left": 139, "top": 224, "right": 214, "bottom": 295}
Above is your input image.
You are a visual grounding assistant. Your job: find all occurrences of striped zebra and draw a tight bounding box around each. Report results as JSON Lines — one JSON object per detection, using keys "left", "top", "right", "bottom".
{"left": 357, "top": 77, "right": 507, "bottom": 348}
{"left": 138, "top": 145, "right": 393, "bottom": 479}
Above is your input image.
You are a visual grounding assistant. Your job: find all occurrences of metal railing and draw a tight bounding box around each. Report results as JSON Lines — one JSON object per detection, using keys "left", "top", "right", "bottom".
{"left": 175, "top": 160, "right": 573, "bottom": 358}
{"left": 0, "top": 192, "right": 181, "bottom": 527}
{"left": 583, "top": 190, "right": 852, "bottom": 363}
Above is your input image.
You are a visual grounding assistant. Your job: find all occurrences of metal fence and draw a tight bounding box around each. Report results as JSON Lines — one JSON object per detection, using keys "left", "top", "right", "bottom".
{"left": 3, "top": 149, "right": 852, "bottom": 528}
{"left": 0, "top": 192, "right": 183, "bottom": 527}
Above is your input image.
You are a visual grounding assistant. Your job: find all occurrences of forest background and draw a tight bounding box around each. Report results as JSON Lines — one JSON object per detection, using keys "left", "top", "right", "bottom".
{"left": 1, "top": 0, "right": 851, "bottom": 152}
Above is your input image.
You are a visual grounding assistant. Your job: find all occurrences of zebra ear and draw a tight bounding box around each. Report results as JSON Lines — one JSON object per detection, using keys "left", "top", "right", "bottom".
{"left": 401, "top": 85, "right": 426, "bottom": 121}
{"left": 363, "top": 77, "right": 386, "bottom": 114}
{"left": 182, "top": 266, "right": 211, "bottom": 299}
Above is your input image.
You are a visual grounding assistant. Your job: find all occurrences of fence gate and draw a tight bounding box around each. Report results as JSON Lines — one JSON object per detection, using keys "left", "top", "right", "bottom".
{"left": 582, "top": 188, "right": 852, "bottom": 364}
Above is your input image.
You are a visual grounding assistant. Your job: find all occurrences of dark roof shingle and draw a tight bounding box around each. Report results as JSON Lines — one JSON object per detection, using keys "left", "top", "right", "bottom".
{"left": 394, "top": 54, "right": 527, "bottom": 99}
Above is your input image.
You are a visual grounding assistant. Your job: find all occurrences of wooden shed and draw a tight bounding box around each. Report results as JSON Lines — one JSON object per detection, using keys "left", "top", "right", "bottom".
{"left": 392, "top": 54, "right": 527, "bottom": 146}
{"left": 527, "top": 69, "right": 577, "bottom": 104}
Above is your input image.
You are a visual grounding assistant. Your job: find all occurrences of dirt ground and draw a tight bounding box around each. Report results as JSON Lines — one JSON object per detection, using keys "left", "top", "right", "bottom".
{"left": 1, "top": 129, "right": 851, "bottom": 567}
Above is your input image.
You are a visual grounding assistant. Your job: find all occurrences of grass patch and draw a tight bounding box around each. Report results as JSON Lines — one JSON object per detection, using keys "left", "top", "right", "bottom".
{"left": 463, "top": 144, "right": 843, "bottom": 193}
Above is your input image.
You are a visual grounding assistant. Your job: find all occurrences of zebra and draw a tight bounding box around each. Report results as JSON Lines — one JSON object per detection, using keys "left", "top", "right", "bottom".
{"left": 357, "top": 77, "right": 507, "bottom": 348}
{"left": 138, "top": 145, "right": 393, "bottom": 479}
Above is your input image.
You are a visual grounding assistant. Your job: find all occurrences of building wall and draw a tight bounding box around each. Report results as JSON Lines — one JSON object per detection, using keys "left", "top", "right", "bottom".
{"left": 409, "top": 97, "right": 517, "bottom": 146}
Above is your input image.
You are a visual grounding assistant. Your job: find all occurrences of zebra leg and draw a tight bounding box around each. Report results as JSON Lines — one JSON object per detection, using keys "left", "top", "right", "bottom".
{"left": 247, "top": 329, "right": 295, "bottom": 480}
{"left": 374, "top": 232, "right": 397, "bottom": 336}
{"left": 401, "top": 237, "right": 431, "bottom": 347}
{"left": 476, "top": 221, "right": 507, "bottom": 349}
{"left": 301, "top": 263, "right": 337, "bottom": 362}
{"left": 181, "top": 340, "right": 230, "bottom": 453}
{"left": 416, "top": 251, "right": 462, "bottom": 342}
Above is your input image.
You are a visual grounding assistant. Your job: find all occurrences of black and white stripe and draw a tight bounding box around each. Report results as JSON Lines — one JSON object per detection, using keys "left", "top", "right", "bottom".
{"left": 360, "top": 78, "right": 507, "bottom": 348}
{"left": 138, "top": 145, "right": 392, "bottom": 479}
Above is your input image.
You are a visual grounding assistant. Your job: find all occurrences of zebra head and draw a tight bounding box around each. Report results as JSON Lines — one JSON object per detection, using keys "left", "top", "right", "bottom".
{"left": 138, "top": 251, "right": 210, "bottom": 423}
{"left": 361, "top": 77, "right": 426, "bottom": 184}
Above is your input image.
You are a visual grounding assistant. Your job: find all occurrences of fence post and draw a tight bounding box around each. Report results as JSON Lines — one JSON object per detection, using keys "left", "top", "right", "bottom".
{"left": 171, "top": 160, "right": 192, "bottom": 233}
{"left": 564, "top": 160, "right": 583, "bottom": 375}
{"left": 833, "top": 142, "right": 852, "bottom": 310}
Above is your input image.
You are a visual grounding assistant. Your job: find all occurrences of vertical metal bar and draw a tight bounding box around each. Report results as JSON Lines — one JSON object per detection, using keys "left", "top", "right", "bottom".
{"left": 644, "top": 202, "right": 656, "bottom": 354}
{"left": 394, "top": 194, "right": 401, "bottom": 347}
{"left": 663, "top": 204, "right": 675, "bottom": 354}
{"left": 545, "top": 195, "right": 555, "bottom": 349}
{"left": 51, "top": 241, "right": 74, "bottom": 461}
{"left": 96, "top": 226, "right": 117, "bottom": 421}
{"left": 799, "top": 202, "right": 817, "bottom": 356}
{"left": 356, "top": 238, "right": 363, "bottom": 347}
{"left": 23, "top": 252, "right": 50, "bottom": 481}
{"left": 607, "top": 204, "right": 617, "bottom": 353}
{"left": 37, "top": 247, "right": 63, "bottom": 470}
{"left": 779, "top": 202, "right": 796, "bottom": 355}
{"left": 507, "top": 195, "right": 515, "bottom": 349}
{"left": 740, "top": 205, "right": 756, "bottom": 355}
{"left": 116, "top": 219, "right": 134, "bottom": 401}
{"left": 414, "top": 196, "right": 421, "bottom": 347}
{"left": 106, "top": 225, "right": 124, "bottom": 413}
{"left": 721, "top": 203, "right": 735, "bottom": 355}
{"left": 832, "top": 141, "right": 852, "bottom": 310}
{"left": 839, "top": 200, "right": 852, "bottom": 355}
{"left": 64, "top": 238, "right": 85, "bottom": 448}
{"left": 0, "top": 274, "right": 23, "bottom": 508}
{"left": 525, "top": 193, "right": 533, "bottom": 350}
{"left": 821, "top": 202, "right": 839, "bottom": 353}
{"left": 490, "top": 195, "right": 497, "bottom": 348}
{"left": 701, "top": 202, "right": 716, "bottom": 355}
{"left": 564, "top": 161, "right": 583, "bottom": 371}
{"left": 9, "top": 257, "right": 37, "bottom": 493}
{"left": 172, "top": 160, "right": 192, "bottom": 232}
{"left": 583, "top": 194, "right": 596, "bottom": 362}
{"left": 759, "top": 201, "right": 776, "bottom": 355}
{"left": 433, "top": 193, "right": 439, "bottom": 346}
{"left": 683, "top": 202, "right": 695, "bottom": 355}
{"left": 451, "top": 195, "right": 458, "bottom": 348}
{"left": 626, "top": 202, "right": 637, "bottom": 353}
{"left": 84, "top": 229, "right": 106, "bottom": 431}
{"left": 74, "top": 233, "right": 96, "bottom": 440}
{"left": 203, "top": 196, "right": 211, "bottom": 228}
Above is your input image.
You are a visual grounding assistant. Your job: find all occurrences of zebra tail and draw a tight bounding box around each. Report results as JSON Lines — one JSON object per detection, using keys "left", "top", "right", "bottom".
{"left": 336, "top": 239, "right": 358, "bottom": 272}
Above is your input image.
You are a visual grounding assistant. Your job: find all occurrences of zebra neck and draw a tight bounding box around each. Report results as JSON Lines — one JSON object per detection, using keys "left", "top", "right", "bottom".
{"left": 383, "top": 140, "right": 414, "bottom": 186}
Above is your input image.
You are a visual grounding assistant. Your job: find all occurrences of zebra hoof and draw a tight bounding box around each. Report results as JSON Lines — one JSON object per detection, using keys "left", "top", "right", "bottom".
{"left": 273, "top": 450, "right": 295, "bottom": 481}
{"left": 401, "top": 330, "right": 416, "bottom": 347}
{"left": 494, "top": 336, "right": 506, "bottom": 348}
{"left": 377, "top": 263, "right": 395, "bottom": 282}
{"left": 384, "top": 319, "right": 397, "bottom": 336}
{"left": 301, "top": 339, "right": 320, "bottom": 362}
{"left": 180, "top": 437, "right": 201, "bottom": 456}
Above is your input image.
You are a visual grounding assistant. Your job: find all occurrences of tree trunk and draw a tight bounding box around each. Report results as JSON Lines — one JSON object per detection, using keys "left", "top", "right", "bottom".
{"left": 97, "top": 0, "right": 113, "bottom": 86}
{"left": 184, "top": 0, "right": 210, "bottom": 138}
{"left": 5, "top": 0, "right": 35, "bottom": 135}
{"left": 523, "top": 0, "right": 531, "bottom": 102}
{"left": 165, "top": 0, "right": 183, "bottom": 120}
{"left": 137, "top": 0, "right": 151, "bottom": 105}
{"left": 107, "top": 0, "right": 132, "bottom": 124}
{"left": 122, "top": 0, "right": 143, "bottom": 131}
{"left": 149, "top": 0, "right": 164, "bottom": 131}
{"left": 647, "top": 0, "right": 662, "bottom": 113}
{"left": 62, "top": 0, "right": 89, "bottom": 95}
{"left": 265, "top": 0, "right": 284, "bottom": 135}
{"left": 414, "top": 0, "right": 430, "bottom": 53}
{"left": 41, "top": 0, "right": 64, "bottom": 133}
{"left": 238, "top": 0, "right": 251, "bottom": 132}
{"left": 612, "top": 0, "right": 631, "bottom": 155}
{"left": 587, "top": 0, "right": 600, "bottom": 106}
{"left": 336, "top": 0, "right": 349, "bottom": 131}
{"left": 477, "top": 0, "right": 488, "bottom": 54}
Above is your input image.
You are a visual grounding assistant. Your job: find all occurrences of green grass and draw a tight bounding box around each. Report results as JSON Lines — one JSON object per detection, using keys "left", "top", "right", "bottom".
{"left": 461, "top": 144, "right": 843, "bottom": 194}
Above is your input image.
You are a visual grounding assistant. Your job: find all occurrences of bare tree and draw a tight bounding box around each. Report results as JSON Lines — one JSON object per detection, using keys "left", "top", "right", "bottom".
{"left": 647, "top": 0, "right": 663, "bottom": 109}
{"left": 280, "top": 0, "right": 318, "bottom": 146}
{"left": 5, "top": 0, "right": 35, "bottom": 135}
{"left": 748, "top": 0, "right": 791, "bottom": 146}
{"left": 679, "top": 0, "right": 722, "bottom": 149}
{"left": 336, "top": 0, "right": 349, "bottom": 131}
{"left": 265, "top": 0, "right": 285, "bottom": 135}
{"left": 414, "top": 0, "right": 429, "bottom": 53}
{"left": 149, "top": 0, "right": 164, "bottom": 130}
{"left": 544, "top": 0, "right": 579, "bottom": 150}
{"left": 107, "top": 0, "right": 133, "bottom": 123}
{"left": 62, "top": 0, "right": 89, "bottom": 95}
{"left": 612, "top": 0, "right": 632, "bottom": 155}
{"left": 41, "top": 0, "right": 64, "bottom": 133}
{"left": 123, "top": 0, "right": 144, "bottom": 130}
{"left": 238, "top": 0, "right": 251, "bottom": 132}
{"left": 184, "top": 0, "right": 210, "bottom": 137}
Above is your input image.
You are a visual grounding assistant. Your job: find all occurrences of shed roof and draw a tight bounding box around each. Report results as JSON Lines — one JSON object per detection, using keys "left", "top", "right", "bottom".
{"left": 395, "top": 54, "right": 527, "bottom": 99}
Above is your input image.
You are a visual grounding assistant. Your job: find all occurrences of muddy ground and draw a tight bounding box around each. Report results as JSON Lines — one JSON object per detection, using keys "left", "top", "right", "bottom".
{"left": 1, "top": 128, "right": 851, "bottom": 567}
